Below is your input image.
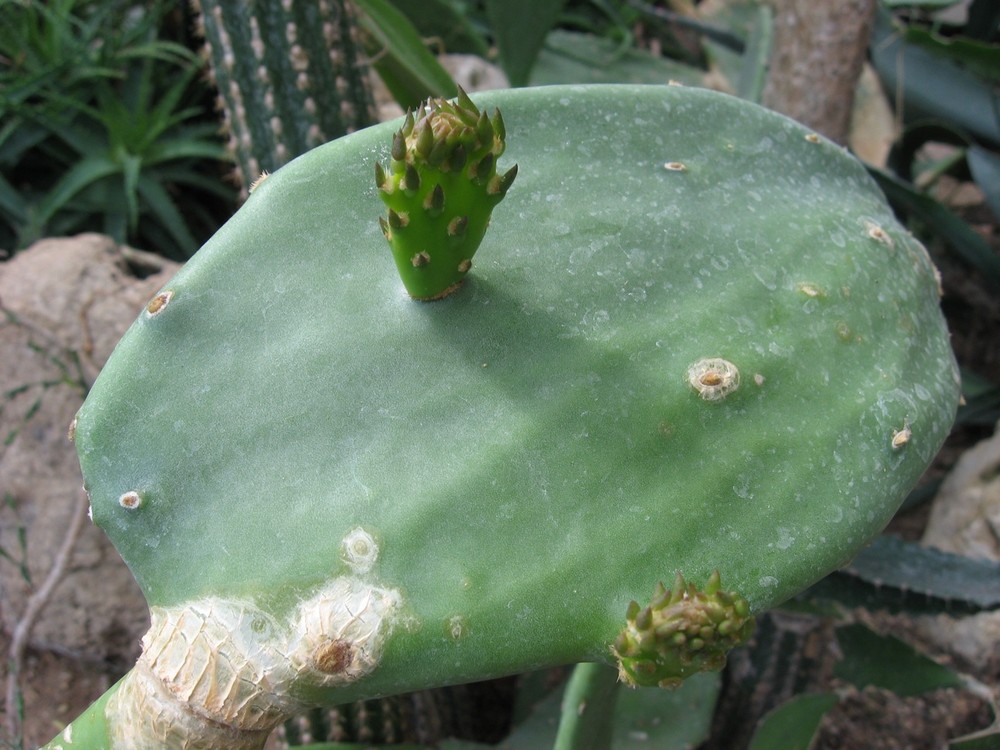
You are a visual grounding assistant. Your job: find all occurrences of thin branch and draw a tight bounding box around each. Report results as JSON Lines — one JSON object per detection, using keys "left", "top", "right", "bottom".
{"left": 4, "top": 491, "right": 90, "bottom": 745}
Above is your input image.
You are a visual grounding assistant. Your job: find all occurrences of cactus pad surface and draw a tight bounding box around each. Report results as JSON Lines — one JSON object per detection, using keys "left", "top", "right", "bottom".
{"left": 59, "top": 85, "right": 959, "bottom": 748}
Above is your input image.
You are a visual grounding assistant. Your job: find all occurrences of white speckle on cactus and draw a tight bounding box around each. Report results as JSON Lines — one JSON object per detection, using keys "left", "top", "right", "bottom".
{"left": 118, "top": 491, "right": 142, "bottom": 510}
{"left": 688, "top": 358, "right": 740, "bottom": 401}
{"left": 796, "top": 282, "right": 824, "bottom": 298}
{"left": 753, "top": 373, "right": 765, "bottom": 387}
{"left": 664, "top": 161, "right": 687, "bottom": 172}
{"left": 145, "top": 290, "right": 173, "bottom": 317}
{"left": 804, "top": 133, "right": 821, "bottom": 144}
{"left": 341, "top": 526, "right": 379, "bottom": 573}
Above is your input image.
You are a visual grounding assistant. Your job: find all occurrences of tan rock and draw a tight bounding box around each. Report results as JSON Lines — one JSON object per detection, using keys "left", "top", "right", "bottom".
{"left": 0, "top": 234, "right": 180, "bottom": 666}
{"left": 919, "top": 422, "right": 1000, "bottom": 676}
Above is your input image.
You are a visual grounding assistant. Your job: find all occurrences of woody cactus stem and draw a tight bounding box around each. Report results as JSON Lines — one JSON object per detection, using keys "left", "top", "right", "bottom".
{"left": 614, "top": 571, "right": 755, "bottom": 689}
{"left": 376, "top": 88, "right": 517, "bottom": 300}
{"left": 194, "top": 0, "right": 376, "bottom": 195}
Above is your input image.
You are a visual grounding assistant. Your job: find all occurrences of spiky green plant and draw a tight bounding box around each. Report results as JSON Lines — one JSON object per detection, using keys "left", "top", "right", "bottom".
{"left": 45, "top": 84, "right": 958, "bottom": 749}
{"left": 193, "top": 0, "right": 377, "bottom": 195}
{"left": 375, "top": 87, "right": 517, "bottom": 299}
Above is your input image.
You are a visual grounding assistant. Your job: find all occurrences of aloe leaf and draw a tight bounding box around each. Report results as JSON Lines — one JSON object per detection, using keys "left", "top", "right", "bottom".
{"left": 33, "top": 154, "right": 119, "bottom": 227}
{"left": 806, "top": 535, "right": 1000, "bottom": 615}
{"left": 834, "top": 623, "right": 964, "bottom": 696}
{"left": 902, "top": 25, "right": 1000, "bottom": 84}
{"left": 747, "top": 692, "right": 839, "bottom": 750}
{"left": 485, "top": 0, "right": 565, "bottom": 86}
{"left": 143, "top": 137, "right": 229, "bottom": 168}
{"left": 870, "top": 11, "right": 1000, "bottom": 148}
{"left": 136, "top": 175, "right": 199, "bottom": 257}
{"left": 354, "top": 0, "right": 456, "bottom": 106}
{"left": 967, "top": 145, "right": 1000, "bottom": 221}
{"left": 734, "top": 5, "right": 773, "bottom": 103}
{"left": 383, "top": 0, "right": 490, "bottom": 58}
{"left": 0, "top": 171, "right": 28, "bottom": 225}
{"left": 530, "top": 30, "right": 704, "bottom": 86}
{"left": 629, "top": 1, "right": 747, "bottom": 52}
{"left": 53, "top": 84, "right": 958, "bottom": 747}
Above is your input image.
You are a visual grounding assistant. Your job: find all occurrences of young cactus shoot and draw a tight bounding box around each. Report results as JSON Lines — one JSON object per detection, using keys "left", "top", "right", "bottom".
{"left": 49, "top": 85, "right": 959, "bottom": 749}
{"left": 614, "top": 571, "right": 755, "bottom": 689}
{"left": 375, "top": 87, "right": 517, "bottom": 300}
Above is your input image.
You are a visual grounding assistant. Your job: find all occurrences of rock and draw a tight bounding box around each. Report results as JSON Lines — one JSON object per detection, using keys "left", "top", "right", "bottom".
{"left": 919, "top": 422, "right": 1000, "bottom": 676}
{"left": 923, "top": 423, "right": 1000, "bottom": 560}
{"left": 0, "top": 234, "right": 180, "bottom": 668}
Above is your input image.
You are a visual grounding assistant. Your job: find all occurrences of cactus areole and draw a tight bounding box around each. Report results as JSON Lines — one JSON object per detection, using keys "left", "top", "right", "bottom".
{"left": 53, "top": 85, "right": 958, "bottom": 748}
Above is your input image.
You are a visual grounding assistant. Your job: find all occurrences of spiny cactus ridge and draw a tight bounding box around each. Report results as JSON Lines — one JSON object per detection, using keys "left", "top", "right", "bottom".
{"left": 376, "top": 87, "right": 517, "bottom": 300}
{"left": 614, "top": 571, "right": 755, "bottom": 688}
{"left": 194, "top": 0, "right": 376, "bottom": 197}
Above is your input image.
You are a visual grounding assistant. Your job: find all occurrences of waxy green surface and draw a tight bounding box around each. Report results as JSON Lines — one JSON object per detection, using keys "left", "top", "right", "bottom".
{"left": 74, "top": 85, "right": 958, "bottom": 703}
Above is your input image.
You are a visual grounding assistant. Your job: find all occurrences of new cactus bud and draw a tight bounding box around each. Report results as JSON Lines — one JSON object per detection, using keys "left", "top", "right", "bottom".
{"left": 375, "top": 87, "right": 517, "bottom": 300}
{"left": 614, "top": 571, "right": 754, "bottom": 689}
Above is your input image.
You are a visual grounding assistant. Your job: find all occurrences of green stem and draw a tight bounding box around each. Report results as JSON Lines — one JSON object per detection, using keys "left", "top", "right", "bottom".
{"left": 553, "top": 663, "right": 621, "bottom": 750}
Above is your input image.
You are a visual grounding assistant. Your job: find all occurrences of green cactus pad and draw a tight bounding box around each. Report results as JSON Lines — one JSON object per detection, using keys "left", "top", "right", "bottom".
{"left": 376, "top": 87, "right": 517, "bottom": 299}
{"left": 60, "top": 85, "right": 958, "bottom": 747}
{"left": 614, "top": 571, "right": 755, "bottom": 688}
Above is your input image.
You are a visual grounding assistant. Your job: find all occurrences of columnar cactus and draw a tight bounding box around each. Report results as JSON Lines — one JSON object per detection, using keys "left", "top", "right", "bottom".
{"left": 376, "top": 88, "right": 517, "bottom": 299}
{"left": 194, "top": 0, "right": 376, "bottom": 195}
{"left": 46, "top": 85, "right": 958, "bottom": 748}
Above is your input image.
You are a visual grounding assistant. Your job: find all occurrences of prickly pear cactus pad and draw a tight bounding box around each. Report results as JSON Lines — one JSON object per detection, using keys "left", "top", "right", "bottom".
{"left": 57, "top": 85, "right": 958, "bottom": 748}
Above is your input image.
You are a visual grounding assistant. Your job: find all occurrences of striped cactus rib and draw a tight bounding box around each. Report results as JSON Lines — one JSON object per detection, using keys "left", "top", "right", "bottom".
{"left": 195, "top": 0, "right": 376, "bottom": 194}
